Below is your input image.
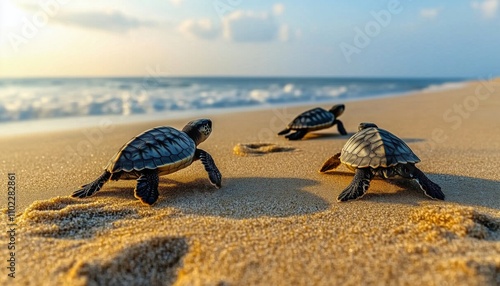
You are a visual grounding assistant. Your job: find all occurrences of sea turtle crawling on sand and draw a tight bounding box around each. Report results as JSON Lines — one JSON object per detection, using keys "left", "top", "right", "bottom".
{"left": 72, "top": 119, "right": 222, "bottom": 205}
{"left": 320, "top": 123, "right": 444, "bottom": 202}
{"left": 278, "top": 104, "right": 348, "bottom": 140}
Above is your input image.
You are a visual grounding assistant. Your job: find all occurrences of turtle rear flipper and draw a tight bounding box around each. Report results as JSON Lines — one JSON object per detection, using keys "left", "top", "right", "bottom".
{"left": 319, "top": 153, "right": 342, "bottom": 173}
{"left": 134, "top": 170, "right": 160, "bottom": 205}
{"left": 197, "top": 149, "right": 222, "bottom": 188}
{"left": 337, "top": 168, "right": 373, "bottom": 202}
{"left": 278, "top": 128, "right": 291, "bottom": 136}
{"left": 285, "top": 130, "right": 308, "bottom": 140}
{"left": 412, "top": 167, "right": 444, "bottom": 200}
{"left": 72, "top": 171, "right": 111, "bottom": 198}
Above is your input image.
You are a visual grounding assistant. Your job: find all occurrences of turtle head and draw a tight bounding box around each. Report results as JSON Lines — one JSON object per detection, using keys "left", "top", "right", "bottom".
{"left": 182, "top": 119, "right": 212, "bottom": 145}
{"left": 358, "top": 122, "right": 378, "bottom": 131}
{"left": 329, "top": 104, "right": 345, "bottom": 117}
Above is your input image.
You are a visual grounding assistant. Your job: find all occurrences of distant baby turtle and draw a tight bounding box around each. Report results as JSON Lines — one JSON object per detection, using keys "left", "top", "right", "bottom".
{"left": 320, "top": 123, "right": 444, "bottom": 202}
{"left": 72, "top": 119, "right": 222, "bottom": 205}
{"left": 278, "top": 104, "right": 347, "bottom": 140}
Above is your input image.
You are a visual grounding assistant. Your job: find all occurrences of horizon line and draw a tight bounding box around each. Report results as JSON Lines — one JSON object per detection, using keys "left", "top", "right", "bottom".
{"left": 0, "top": 75, "right": 473, "bottom": 80}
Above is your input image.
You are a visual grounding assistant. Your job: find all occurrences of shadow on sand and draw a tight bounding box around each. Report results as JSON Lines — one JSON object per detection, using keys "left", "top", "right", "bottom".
{"left": 161, "top": 177, "right": 330, "bottom": 218}
{"left": 97, "top": 176, "right": 329, "bottom": 219}
{"left": 66, "top": 236, "right": 188, "bottom": 286}
{"left": 321, "top": 170, "right": 500, "bottom": 209}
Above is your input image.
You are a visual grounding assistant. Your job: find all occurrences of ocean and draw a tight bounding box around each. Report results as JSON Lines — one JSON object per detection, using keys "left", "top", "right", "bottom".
{"left": 0, "top": 77, "right": 466, "bottom": 124}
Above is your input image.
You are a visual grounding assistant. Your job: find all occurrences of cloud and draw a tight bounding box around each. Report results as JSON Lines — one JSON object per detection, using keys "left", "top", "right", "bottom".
{"left": 55, "top": 10, "right": 154, "bottom": 32}
{"left": 14, "top": 4, "right": 155, "bottom": 32}
{"left": 178, "top": 18, "right": 220, "bottom": 39}
{"left": 223, "top": 11, "right": 278, "bottom": 42}
{"left": 176, "top": 7, "right": 299, "bottom": 43}
{"left": 420, "top": 8, "right": 440, "bottom": 19}
{"left": 273, "top": 3, "right": 285, "bottom": 16}
{"left": 471, "top": 0, "right": 498, "bottom": 18}
{"left": 170, "top": 0, "right": 184, "bottom": 6}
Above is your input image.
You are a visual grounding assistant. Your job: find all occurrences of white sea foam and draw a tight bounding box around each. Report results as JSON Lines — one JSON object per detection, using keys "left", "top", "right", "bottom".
{"left": 0, "top": 77, "right": 466, "bottom": 124}
{"left": 422, "top": 82, "right": 467, "bottom": 93}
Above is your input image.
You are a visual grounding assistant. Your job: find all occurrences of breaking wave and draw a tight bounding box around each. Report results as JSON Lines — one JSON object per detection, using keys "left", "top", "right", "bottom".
{"left": 0, "top": 77, "right": 466, "bottom": 122}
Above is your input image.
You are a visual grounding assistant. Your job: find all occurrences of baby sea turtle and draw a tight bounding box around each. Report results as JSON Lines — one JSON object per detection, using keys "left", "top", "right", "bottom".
{"left": 72, "top": 119, "right": 222, "bottom": 205}
{"left": 320, "top": 123, "right": 444, "bottom": 202}
{"left": 278, "top": 104, "right": 348, "bottom": 140}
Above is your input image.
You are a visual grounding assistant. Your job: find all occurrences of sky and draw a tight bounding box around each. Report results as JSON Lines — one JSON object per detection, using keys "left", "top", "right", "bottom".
{"left": 0, "top": 0, "right": 499, "bottom": 78}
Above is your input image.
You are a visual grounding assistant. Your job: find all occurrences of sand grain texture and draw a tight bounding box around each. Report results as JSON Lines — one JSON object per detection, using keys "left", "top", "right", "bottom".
{"left": 1, "top": 80, "right": 500, "bottom": 285}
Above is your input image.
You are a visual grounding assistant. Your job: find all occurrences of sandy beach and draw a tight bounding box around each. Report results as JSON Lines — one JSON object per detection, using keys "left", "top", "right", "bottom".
{"left": 1, "top": 79, "right": 499, "bottom": 285}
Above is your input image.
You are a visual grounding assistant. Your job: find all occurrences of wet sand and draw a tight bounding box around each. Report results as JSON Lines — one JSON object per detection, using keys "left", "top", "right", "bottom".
{"left": 1, "top": 79, "right": 499, "bottom": 285}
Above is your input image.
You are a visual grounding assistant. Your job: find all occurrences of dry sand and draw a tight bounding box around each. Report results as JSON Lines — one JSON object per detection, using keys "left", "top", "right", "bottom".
{"left": 1, "top": 79, "right": 500, "bottom": 285}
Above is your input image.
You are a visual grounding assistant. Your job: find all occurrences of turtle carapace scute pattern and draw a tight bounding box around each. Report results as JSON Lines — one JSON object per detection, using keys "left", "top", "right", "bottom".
{"left": 107, "top": 127, "right": 196, "bottom": 178}
{"left": 340, "top": 126, "right": 419, "bottom": 169}
{"left": 278, "top": 104, "right": 348, "bottom": 140}
{"left": 320, "top": 122, "right": 444, "bottom": 202}
{"left": 72, "top": 119, "right": 222, "bottom": 205}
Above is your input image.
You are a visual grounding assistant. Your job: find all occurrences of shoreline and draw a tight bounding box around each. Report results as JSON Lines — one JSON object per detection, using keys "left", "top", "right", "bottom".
{"left": 0, "top": 79, "right": 469, "bottom": 137}
{"left": 1, "top": 79, "right": 499, "bottom": 285}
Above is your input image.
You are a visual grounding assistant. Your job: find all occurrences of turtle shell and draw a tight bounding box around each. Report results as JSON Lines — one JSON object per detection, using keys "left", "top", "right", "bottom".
{"left": 106, "top": 127, "right": 196, "bottom": 176}
{"left": 340, "top": 127, "right": 420, "bottom": 169}
{"left": 288, "top": 108, "right": 335, "bottom": 131}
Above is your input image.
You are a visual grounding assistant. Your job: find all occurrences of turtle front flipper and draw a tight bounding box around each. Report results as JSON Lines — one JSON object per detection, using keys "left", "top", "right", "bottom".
{"left": 285, "top": 130, "right": 308, "bottom": 140}
{"left": 337, "top": 168, "right": 373, "bottom": 202}
{"left": 319, "top": 153, "right": 342, "bottom": 173}
{"left": 411, "top": 166, "right": 444, "bottom": 200}
{"left": 72, "top": 171, "right": 111, "bottom": 198}
{"left": 335, "top": 119, "right": 348, "bottom": 135}
{"left": 134, "top": 169, "right": 160, "bottom": 205}
{"left": 278, "top": 128, "right": 291, "bottom": 136}
{"left": 196, "top": 149, "right": 222, "bottom": 188}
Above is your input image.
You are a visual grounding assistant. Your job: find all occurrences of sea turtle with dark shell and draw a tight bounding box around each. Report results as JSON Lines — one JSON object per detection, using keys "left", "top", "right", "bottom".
{"left": 320, "top": 122, "right": 444, "bottom": 202}
{"left": 278, "top": 104, "right": 348, "bottom": 140}
{"left": 72, "top": 119, "right": 222, "bottom": 205}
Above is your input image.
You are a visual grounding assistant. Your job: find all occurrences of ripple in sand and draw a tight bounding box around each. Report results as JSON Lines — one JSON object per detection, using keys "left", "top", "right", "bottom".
{"left": 19, "top": 197, "right": 139, "bottom": 239}
{"left": 233, "top": 143, "right": 296, "bottom": 156}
